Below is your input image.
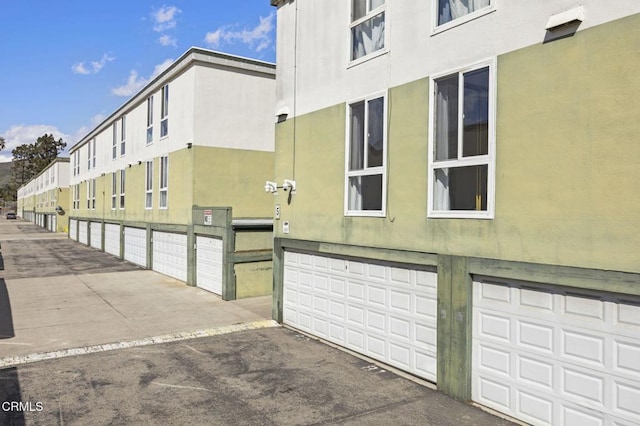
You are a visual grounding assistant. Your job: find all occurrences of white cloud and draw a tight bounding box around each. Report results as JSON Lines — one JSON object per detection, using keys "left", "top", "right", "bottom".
{"left": 71, "top": 114, "right": 107, "bottom": 146}
{"left": 159, "top": 35, "right": 177, "bottom": 47}
{"left": 72, "top": 53, "right": 115, "bottom": 75}
{"left": 111, "top": 59, "right": 174, "bottom": 97}
{"left": 0, "top": 125, "right": 70, "bottom": 162}
{"left": 153, "top": 5, "right": 181, "bottom": 32}
{"left": 204, "top": 12, "right": 275, "bottom": 53}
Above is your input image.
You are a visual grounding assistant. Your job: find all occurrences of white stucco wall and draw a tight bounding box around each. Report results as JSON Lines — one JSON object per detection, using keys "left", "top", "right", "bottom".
{"left": 273, "top": 0, "right": 640, "bottom": 117}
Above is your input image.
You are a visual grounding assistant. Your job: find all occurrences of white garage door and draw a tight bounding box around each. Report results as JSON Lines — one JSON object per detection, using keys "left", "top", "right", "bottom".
{"left": 473, "top": 280, "right": 640, "bottom": 426}
{"left": 284, "top": 251, "right": 438, "bottom": 382}
{"left": 69, "top": 219, "right": 78, "bottom": 241}
{"left": 78, "top": 221, "right": 88, "bottom": 244}
{"left": 124, "top": 227, "right": 147, "bottom": 267}
{"left": 104, "top": 223, "right": 121, "bottom": 257}
{"left": 196, "top": 236, "right": 223, "bottom": 295}
{"left": 90, "top": 222, "right": 102, "bottom": 249}
{"left": 153, "top": 231, "right": 187, "bottom": 282}
{"left": 51, "top": 215, "right": 57, "bottom": 232}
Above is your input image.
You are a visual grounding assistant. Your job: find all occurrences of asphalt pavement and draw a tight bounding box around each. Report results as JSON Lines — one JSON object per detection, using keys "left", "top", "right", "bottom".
{"left": 0, "top": 218, "right": 515, "bottom": 425}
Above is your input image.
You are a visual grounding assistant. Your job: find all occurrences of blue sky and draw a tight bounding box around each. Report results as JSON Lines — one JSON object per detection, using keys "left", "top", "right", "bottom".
{"left": 0, "top": 1, "right": 276, "bottom": 162}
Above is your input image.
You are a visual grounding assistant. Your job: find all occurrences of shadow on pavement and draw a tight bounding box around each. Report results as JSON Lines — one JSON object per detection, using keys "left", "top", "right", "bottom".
{"left": 0, "top": 368, "right": 25, "bottom": 426}
{"left": 0, "top": 277, "right": 14, "bottom": 339}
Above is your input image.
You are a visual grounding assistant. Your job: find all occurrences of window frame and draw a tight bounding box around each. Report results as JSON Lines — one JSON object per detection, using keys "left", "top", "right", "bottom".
{"left": 160, "top": 85, "right": 169, "bottom": 138}
{"left": 87, "top": 141, "right": 92, "bottom": 170}
{"left": 349, "top": 0, "right": 387, "bottom": 65}
{"left": 111, "top": 172, "right": 117, "bottom": 210}
{"left": 119, "top": 169, "right": 126, "bottom": 210}
{"left": 159, "top": 155, "right": 168, "bottom": 209}
{"left": 145, "top": 160, "right": 153, "bottom": 209}
{"left": 427, "top": 59, "right": 496, "bottom": 219}
{"left": 432, "top": 0, "right": 494, "bottom": 35}
{"left": 91, "top": 138, "right": 96, "bottom": 168}
{"left": 112, "top": 123, "right": 117, "bottom": 160}
{"left": 120, "top": 115, "right": 126, "bottom": 156}
{"left": 146, "top": 95, "right": 154, "bottom": 145}
{"left": 344, "top": 91, "right": 388, "bottom": 217}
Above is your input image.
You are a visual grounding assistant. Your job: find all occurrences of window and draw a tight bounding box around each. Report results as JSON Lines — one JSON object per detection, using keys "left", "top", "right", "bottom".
{"left": 86, "top": 179, "right": 96, "bottom": 210}
{"left": 146, "top": 96, "right": 154, "bottom": 144}
{"left": 345, "top": 94, "right": 386, "bottom": 215}
{"left": 120, "top": 116, "right": 126, "bottom": 156}
{"left": 351, "top": 0, "right": 385, "bottom": 61}
{"left": 119, "top": 169, "right": 125, "bottom": 209}
{"left": 145, "top": 160, "right": 153, "bottom": 209}
{"left": 429, "top": 62, "right": 495, "bottom": 218}
{"left": 160, "top": 85, "right": 169, "bottom": 138}
{"left": 159, "top": 156, "right": 168, "bottom": 209}
{"left": 74, "top": 184, "right": 80, "bottom": 210}
{"left": 112, "top": 123, "right": 117, "bottom": 160}
{"left": 436, "top": 0, "right": 491, "bottom": 27}
{"left": 111, "top": 172, "right": 117, "bottom": 210}
{"left": 87, "top": 142, "right": 91, "bottom": 170}
{"left": 92, "top": 139, "right": 96, "bottom": 168}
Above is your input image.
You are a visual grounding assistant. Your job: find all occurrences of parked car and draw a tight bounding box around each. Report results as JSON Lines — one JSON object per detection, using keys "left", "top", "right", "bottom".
{"left": 6, "top": 212, "right": 16, "bottom": 219}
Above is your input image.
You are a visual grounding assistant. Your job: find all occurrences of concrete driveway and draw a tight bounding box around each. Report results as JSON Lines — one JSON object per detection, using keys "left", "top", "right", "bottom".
{"left": 0, "top": 218, "right": 272, "bottom": 361}
{"left": 0, "top": 219, "right": 514, "bottom": 425}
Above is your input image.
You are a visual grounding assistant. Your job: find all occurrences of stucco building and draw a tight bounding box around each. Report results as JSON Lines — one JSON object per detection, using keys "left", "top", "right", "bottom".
{"left": 68, "top": 47, "right": 276, "bottom": 300}
{"left": 269, "top": 1, "right": 640, "bottom": 424}
{"left": 17, "top": 157, "right": 70, "bottom": 232}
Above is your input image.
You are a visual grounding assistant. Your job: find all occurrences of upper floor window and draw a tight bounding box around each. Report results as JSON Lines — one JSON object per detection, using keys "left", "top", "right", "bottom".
{"left": 91, "top": 138, "right": 96, "bottom": 168}
{"left": 437, "top": 0, "right": 490, "bottom": 27}
{"left": 345, "top": 93, "right": 387, "bottom": 216}
{"left": 428, "top": 61, "right": 495, "bottom": 218}
{"left": 120, "top": 115, "right": 126, "bottom": 156}
{"left": 87, "top": 141, "right": 92, "bottom": 170}
{"left": 161, "top": 85, "right": 169, "bottom": 138}
{"left": 146, "top": 96, "right": 154, "bottom": 144}
{"left": 351, "top": 0, "right": 385, "bottom": 62}
{"left": 112, "top": 123, "right": 117, "bottom": 160}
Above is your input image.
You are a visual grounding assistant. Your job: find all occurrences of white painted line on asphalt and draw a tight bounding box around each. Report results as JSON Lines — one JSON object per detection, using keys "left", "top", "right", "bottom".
{"left": 151, "top": 382, "right": 211, "bottom": 392}
{"left": 0, "top": 320, "right": 279, "bottom": 368}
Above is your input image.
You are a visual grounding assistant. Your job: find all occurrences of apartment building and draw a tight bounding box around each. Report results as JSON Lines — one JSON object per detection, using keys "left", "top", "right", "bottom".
{"left": 17, "top": 157, "right": 70, "bottom": 232}
{"left": 269, "top": 1, "right": 640, "bottom": 424}
{"left": 68, "top": 47, "right": 276, "bottom": 300}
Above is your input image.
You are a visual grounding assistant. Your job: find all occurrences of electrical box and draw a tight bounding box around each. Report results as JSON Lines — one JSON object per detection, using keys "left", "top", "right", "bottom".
{"left": 275, "top": 204, "right": 281, "bottom": 220}
{"left": 282, "top": 221, "right": 290, "bottom": 234}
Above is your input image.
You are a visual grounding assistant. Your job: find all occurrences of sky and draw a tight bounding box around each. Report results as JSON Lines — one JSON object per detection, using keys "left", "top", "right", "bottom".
{"left": 0, "top": 1, "right": 277, "bottom": 162}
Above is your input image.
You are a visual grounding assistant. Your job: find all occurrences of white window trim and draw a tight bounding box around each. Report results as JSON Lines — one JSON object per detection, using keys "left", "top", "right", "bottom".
{"left": 146, "top": 95, "right": 154, "bottom": 145}
{"left": 431, "top": 0, "right": 495, "bottom": 36}
{"left": 160, "top": 85, "right": 169, "bottom": 139}
{"left": 112, "top": 123, "right": 117, "bottom": 160}
{"left": 348, "top": 1, "right": 388, "bottom": 67}
{"left": 92, "top": 139, "right": 96, "bottom": 168}
{"left": 120, "top": 116, "right": 126, "bottom": 157}
{"left": 111, "top": 172, "right": 117, "bottom": 210}
{"left": 119, "top": 169, "right": 126, "bottom": 210}
{"left": 344, "top": 91, "right": 388, "bottom": 217}
{"left": 145, "top": 160, "right": 153, "bottom": 210}
{"left": 427, "top": 58, "right": 496, "bottom": 219}
{"left": 159, "top": 156, "right": 168, "bottom": 209}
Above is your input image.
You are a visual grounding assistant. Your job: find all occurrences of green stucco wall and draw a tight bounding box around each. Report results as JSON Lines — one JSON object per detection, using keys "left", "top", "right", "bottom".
{"left": 192, "top": 146, "right": 275, "bottom": 219}
{"left": 273, "top": 14, "right": 640, "bottom": 274}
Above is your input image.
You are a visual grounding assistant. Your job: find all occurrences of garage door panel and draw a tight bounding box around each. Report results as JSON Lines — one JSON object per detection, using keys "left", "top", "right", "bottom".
{"left": 90, "top": 223, "right": 101, "bottom": 249}
{"left": 69, "top": 219, "right": 77, "bottom": 240}
{"left": 284, "top": 251, "right": 437, "bottom": 382}
{"left": 195, "top": 236, "right": 222, "bottom": 295}
{"left": 104, "top": 224, "right": 120, "bottom": 257}
{"left": 153, "top": 231, "right": 187, "bottom": 282}
{"left": 473, "top": 280, "right": 640, "bottom": 425}
{"left": 124, "top": 227, "right": 147, "bottom": 267}
{"left": 78, "top": 221, "right": 88, "bottom": 244}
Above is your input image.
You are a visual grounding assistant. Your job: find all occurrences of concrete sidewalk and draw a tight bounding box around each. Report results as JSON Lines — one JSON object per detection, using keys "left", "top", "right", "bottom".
{"left": 0, "top": 219, "right": 272, "bottom": 362}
